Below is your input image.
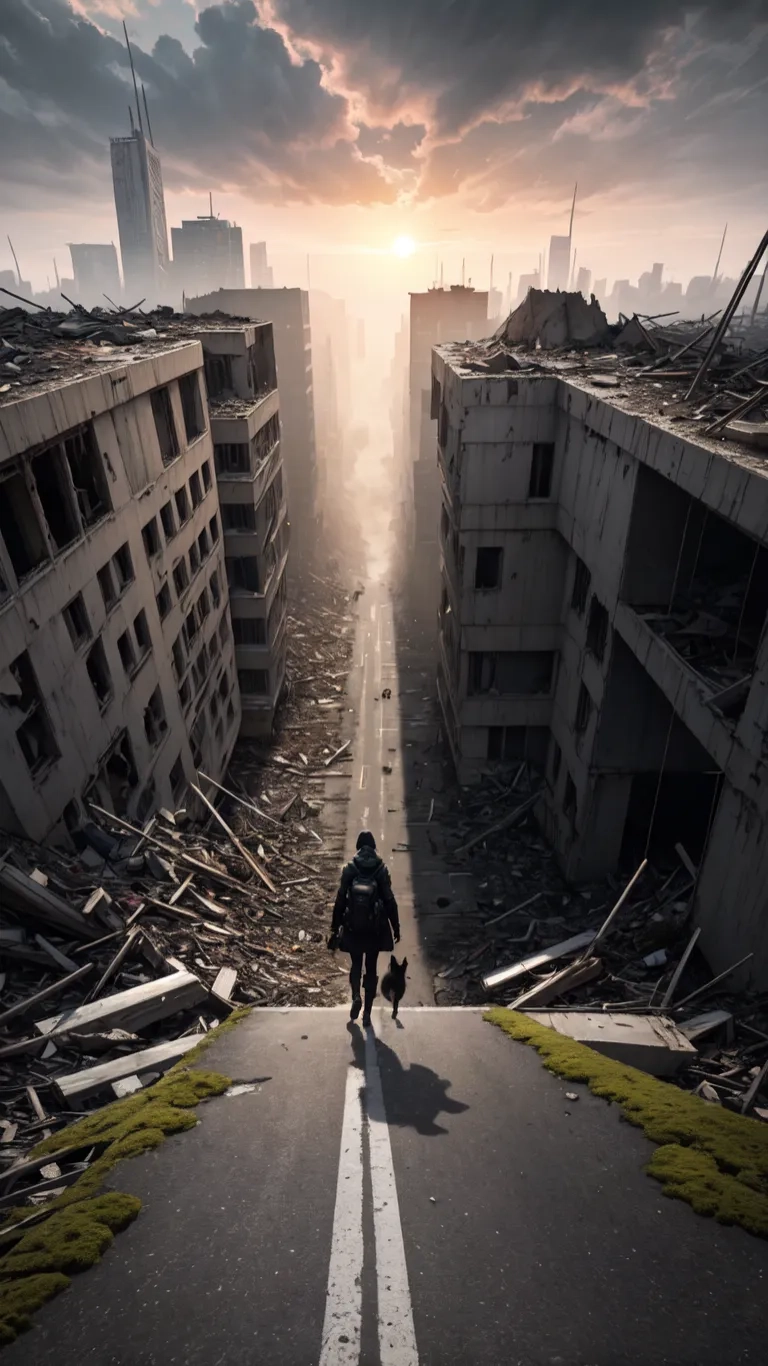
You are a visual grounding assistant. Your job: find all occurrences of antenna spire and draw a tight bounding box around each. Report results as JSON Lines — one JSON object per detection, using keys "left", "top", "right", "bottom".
{"left": 568, "top": 182, "right": 578, "bottom": 242}
{"left": 123, "top": 21, "right": 144, "bottom": 136}
{"left": 141, "top": 84, "right": 154, "bottom": 146}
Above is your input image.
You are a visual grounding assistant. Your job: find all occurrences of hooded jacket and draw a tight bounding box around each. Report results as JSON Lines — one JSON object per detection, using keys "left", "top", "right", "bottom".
{"left": 332, "top": 846, "right": 400, "bottom": 950}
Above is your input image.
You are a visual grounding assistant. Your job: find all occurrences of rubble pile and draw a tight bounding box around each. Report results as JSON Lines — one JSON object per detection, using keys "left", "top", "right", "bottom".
{"left": 430, "top": 765, "right": 768, "bottom": 1111}
{"left": 0, "top": 574, "right": 356, "bottom": 1202}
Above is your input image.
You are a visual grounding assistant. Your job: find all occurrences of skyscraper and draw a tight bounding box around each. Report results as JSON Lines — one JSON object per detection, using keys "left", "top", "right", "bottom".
{"left": 171, "top": 213, "right": 245, "bottom": 299}
{"left": 250, "top": 242, "right": 274, "bottom": 288}
{"left": 69, "top": 244, "right": 121, "bottom": 307}
{"left": 110, "top": 125, "right": 170, "bottom": 305}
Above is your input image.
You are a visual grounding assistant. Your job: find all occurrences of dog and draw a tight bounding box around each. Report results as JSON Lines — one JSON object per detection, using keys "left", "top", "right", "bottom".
{"left": 381, "top": 955, "right": 408, "bottom": 1018}
{"left": 381, "top": 687, "right": 392, "bottom": 700}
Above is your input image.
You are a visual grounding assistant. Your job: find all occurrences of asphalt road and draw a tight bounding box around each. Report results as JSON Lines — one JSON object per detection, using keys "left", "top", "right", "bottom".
{"left": 10, "top": 1006, "right": 768, "bottom": 1366}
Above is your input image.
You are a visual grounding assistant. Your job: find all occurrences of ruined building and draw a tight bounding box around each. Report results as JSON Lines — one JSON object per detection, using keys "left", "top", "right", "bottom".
{"left": 0, "top": 319, "right": 287, "bottom": 844}
{"left": 433, "top": 341, "right": 768, "bottom": 987}
{"left": 200, "top": 325, "right": 288, "bottom": 735}
{"left": 110, "top": 124, "right": 170, "bottom": 305}
{"left": 184, "top": 288, "right": 319, "bottom": 565}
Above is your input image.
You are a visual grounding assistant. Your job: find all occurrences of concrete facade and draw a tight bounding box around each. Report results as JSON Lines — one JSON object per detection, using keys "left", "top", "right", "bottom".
{"left": 184, "top": 288, "right": 319, "bottom": 565}
{"left": 110, "top": 129, "right": 170, "bottom": 305}
{"left": 0, "top": 341, "right": 240, "bottom": 845}
{"left": 433, "top": 342, "right": 768, "bottom": 988}
{"left": 200, "top": 325, "right": 288, "bottom": 736}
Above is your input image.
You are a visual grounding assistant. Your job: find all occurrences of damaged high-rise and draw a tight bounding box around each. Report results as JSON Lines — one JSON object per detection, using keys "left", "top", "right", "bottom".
{"left": 433, "top": 332, "right": 768, "bottom": 987}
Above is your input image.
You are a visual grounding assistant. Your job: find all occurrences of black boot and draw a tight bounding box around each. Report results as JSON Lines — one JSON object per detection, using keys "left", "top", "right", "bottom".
{"left": 362, "top": 975, "right": 378, "bottom": 1028}
{"left": 349, "top": 965, "right": 362, "bottom": 1022}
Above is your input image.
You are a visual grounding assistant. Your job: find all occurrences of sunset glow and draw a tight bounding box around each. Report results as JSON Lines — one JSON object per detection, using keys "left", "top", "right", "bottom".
{"left": 392, "top": 235, "right": 416, "bottom": 258}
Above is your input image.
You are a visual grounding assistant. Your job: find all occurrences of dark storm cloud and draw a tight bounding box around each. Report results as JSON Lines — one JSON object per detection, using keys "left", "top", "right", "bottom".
{"left": 0, "top": 0, "right": 396, "bottom": 207}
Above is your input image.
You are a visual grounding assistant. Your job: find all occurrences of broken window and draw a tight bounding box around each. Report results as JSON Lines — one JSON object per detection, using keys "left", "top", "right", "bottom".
{"left": 32, "top": 445, "right": 80, "bottom": 550}
{"left": 98, "top": 562, "right": 117, "bottom": 611}
{"left": 468, "top": 651, "right": 555, "bottom": 695}
{"left": 571, "top": 555, "right": 591, "bottom": 616}
{"left": 222, "top": 502, "right": 256, "bottom": 532}
{"left": 209, "top": 690, "right": 220, "bottom": 720}
{"left": 210, "top": 569, "right": 221, "bottom": 608}
{"left": 201, "top": 460, "right": 212, "bottom": 492}
{"left": 474, "top": 547, "right": 502, "bottom": 590}
{"left": 117, "top": 629, "right": 136, "bottom": 675}
{"left": 142, "top": 516, "right": 161, "bottom": 559}
{"left": 169, "top": 755, "right": 186, "bottom": 801}
{"left": 253, "top": 414, "right": 281, "bottom": 468}
{"left": 85, "top": 639, "right": 112, "bottom": 707}
{"left": 209, "top": 514, "right": 219, "bottom": 544}
{"left": 189, "top": 470, "right": 203, "bottom": 509}
{"left": 563, "top": 773, "right": 577, "bottom": 820}
{"left": 151, "top": 387, "right": 179, "bottom": 465}
{"left": 529, "top": 442, "right": 555, "bottom": 499}
{"left": 171, "top": 634, "right": 185, "bottom": 680}
{"left": 65, "top": 426, "right": 110, "bottom": 526}
{"left": 5, "top": 651, "right": 60, "bottom": 776}
{"left": 137, "top": 780, "right": 157, "bottom": 823}
{"left": 156, "top": 582, "right": 172, "bottom": 619}
{"left": 226, "top": 699, "right": 235, "bottom": 727}
{"left": 102, "top": 731, "right": 138, "bottom": 817}
{"left": 198, "top": 587, "right": 210, "bottom": 620}
{"left": 188, "top": 541, "right": 200, "bottom": 577}
{"left": 63, "top": 593, "right": 91, "bottom": 649}
{"left": 175, "top": 486, "right": 190, "bottom": 524}
{"left": 586, "top": 596, "right": 609, "bottom": 662}
{"left": 172, "top": 558, "right": 189, "bottom": 598}
{"left": 218, "top": 671, "right": 230, "bottom": 700}
{"left": 233, "top": 617, "right": 266, "bottom": 645}
{"left": 133, "top": 609, "right": 151, "bottom": 659}
{"left": 113, "top": 543, "right": 134, "bottom": 592}
{"left": 179, "top": 372, "right": 204, "bottom": 443}
{"left": 239, "top": 668, "right": 269, "bottom": 695}
{"left": 143, "top": 686, "right": 167, "bottom": 746}
{"left": 160, "top": 501, "right": 176, "bottom": 540}
{"left": 184, "top": 607, "right": 199, "bottom": 647}
{"left": 219, "top": 615, "right": 230, "bottom": 645}
{"left": 575, "top": 681, "right": 593, "bottom": 735}
{"left": 215, "top": 443, "right": 251, "bottom": 475}
{"left": 198, "top": 527, "right": 210, "bottom": 561}
{"left": 204, "top": 353, "right": 233, "bottom": 400}
{"left": 0, "top": 468, "right": 48, "bottom": 579}
{"left": 227, "top": 556, "right": 261, "bottom": 592}
{"left": 178, "top": 676, "right": 191, "bottom": 711}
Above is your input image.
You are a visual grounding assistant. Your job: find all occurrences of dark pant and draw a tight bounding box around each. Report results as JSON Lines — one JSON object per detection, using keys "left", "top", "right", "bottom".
{"left": 349, "top": 948, "right": 378, "bottom": 998}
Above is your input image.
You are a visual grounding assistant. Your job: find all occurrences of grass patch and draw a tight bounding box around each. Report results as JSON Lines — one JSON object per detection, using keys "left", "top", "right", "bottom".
{"left": 486, "top": 1007, "right": 768, "bottom": 1237}
{"left": 0, "top": 1008, "right": 251, "bottom": 1346}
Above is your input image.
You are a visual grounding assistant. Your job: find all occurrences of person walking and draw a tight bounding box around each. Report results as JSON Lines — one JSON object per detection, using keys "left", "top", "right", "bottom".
{"left": 330, "top": 830, "right": 400, "bottom": 1025}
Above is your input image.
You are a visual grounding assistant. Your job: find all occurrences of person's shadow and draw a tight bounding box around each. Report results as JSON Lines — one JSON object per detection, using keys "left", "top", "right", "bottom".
{"left": 347, "top": 1023, "right": 469, "bottom": 1137}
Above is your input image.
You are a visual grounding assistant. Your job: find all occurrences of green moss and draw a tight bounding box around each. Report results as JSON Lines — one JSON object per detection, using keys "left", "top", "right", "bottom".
{"left": 486, "top": 1007, "right": 768, "bottom": 1237}
{"left": 0, "top": 1011, "right": 247, "bottom": 1347}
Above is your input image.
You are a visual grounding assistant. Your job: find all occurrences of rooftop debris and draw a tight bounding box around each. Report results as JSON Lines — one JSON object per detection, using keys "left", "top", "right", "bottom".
{"left": 0, "top": 573, "right": 355, "bottom": 1210}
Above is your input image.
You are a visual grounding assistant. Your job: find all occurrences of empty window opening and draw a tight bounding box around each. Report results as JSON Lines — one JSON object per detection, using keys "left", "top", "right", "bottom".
{"left": 184, "top": 607, "right": 199, "bottom": 646}
{"left": 178, "top": 676, "right": 191, "bottom": 711}
{"left": 586, "top": 596, "right": 610, "bottom": 662}
{"left": 63, "top": 800, "right": 82, "bottom": 839}
{"left": 218, "top": 671, "right": 230, "bottom": 700}
{"left": 188, "top": 541, "right": 200, "bottom": 576}
{"left": 143, "top": 686, "right": 167, "bottom": 746}
{"left": 198, "top": 527, "right": 210, "bottom": 560}
{"left": 32, "top": 447, "right": 80, "bottom": 550}
{"left": 98, "top": 562, "right": 117, "bottom": 611}
{"left": 234, "top": 617, "right": 266, "bottom": 646}
{"left": 142, "top": 516, "right": 161, "bottom": 558}
{"left": 179, "top": 372, "right": 204, "bottom": 443}
{"left": 189, "top": 470, "right": 203, "bottom": 509}
{"left": 190, "top": 711, "right": 207, "bottom": 766}
{"left": 209, "top": 514, "right": 219, "bottom": 544}
{"left": 529, "top": 442, "right": 555, "bottom": 499}
{"left": 218, "top": 615, "right": 230, "bottom": 645}
{"left": 222, "top": 502, "right": 257, "bottom": 532}
{"left": 487, "top": 725, "right": 549, "bottom": 764}
{"left": 550, "top": 738, "right": 562, "bottom": 785}
{"left": 239, "top": 668, "right": 269, "bottom": 695}
{"left": 133, "top": 609, "right": 151, "bottom": 659}
{"left": 172, "top": 558, "right": 189, "bottom": 597}
{"left": 201, "top": 460, "right": 212, "bottom": 491}
{"left": 204, "top": 353, "right": 233, "bottom": 400}
{"left": 156, "top": 582, "right": 172, "bottom": 619}
{"left": 571, "top": 556, "right": 591, "bottom": 616}
{"left": 575, "top": 682, "right": 593, "bottom": 735}
{"left": 227, "top": 556, "right": 261, "bottom": 592}
{"left": 253, "top": 414, "right": 281, "bottom": 467}
{"left": 0, "top": 469, "right": 48, "bottom": 579}
{"left": 160, "top": 501, "right": 176, "bottom": 539}
{"left": 113, "top": 543, "right": 134, "bottom": 591}
{"left": 468, "top": 650, "right": 555, "bottom": 696}
{"left": 563, "top": 773, "right": 577, "bottom": 820}
{"left": 64, "top": 427, "right": 110, "bottom": 526}
{"left": 209, "top": 691, "right": 220, "bottom": 721}
{"left": 103, "top": 731, "right": 138, "bottom": 817}
{"left": 210, "top": 569, "right": 221, "bottom": 607}
{"left": 6, "top": 651, "right": 60, "bottom": 776}
{"left": 226, "top": 699, "right": 235, "bottom": 726}
{"left": 215, "top": 443, "right": 250, "bottom": 475}
{"left": 198, "top": 587, "right": 210, "bottom": 620}
{"left": 171, "top": 634, "right": 185, "bottom": 679}
{"left": 175, "top": 486, "right": 190, "bottom": 524}
{"left": 137, "top": 780, "right": 157, "bottom": 823}
{"left": 169, "top": 755, "right": 186, "bottom": 801}
{"left": 117, "top": 630, "right": 136, "bottom": 675}
{"left": 474, "top": 546, "right": 503, "bottom": 590}
{"left": 63, "top": 593, "right": 91, "bottom": 649}
{"left": 86, "top": 639, "right": 112, "bottom": 707}
{"left": 151, "top": 387, "right": 179, "bottom": 465}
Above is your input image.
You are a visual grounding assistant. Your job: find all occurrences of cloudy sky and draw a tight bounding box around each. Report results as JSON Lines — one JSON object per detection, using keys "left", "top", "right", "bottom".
{"left": 1, "top": 0, "right": 767, "bottom": 295}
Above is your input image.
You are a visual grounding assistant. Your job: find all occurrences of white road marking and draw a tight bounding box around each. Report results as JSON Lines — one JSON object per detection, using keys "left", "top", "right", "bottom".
{"left": 365, "top": 1032, "right": 419, "bottom": 1366}
{"left": 359, "top": 765, "right": 368, "bottom": 790}
{"left": 319, "top": 1067, "right": 365, "bottom": 1366}
{"left": 371, "top": 604, "right": 377, "bottom": 622}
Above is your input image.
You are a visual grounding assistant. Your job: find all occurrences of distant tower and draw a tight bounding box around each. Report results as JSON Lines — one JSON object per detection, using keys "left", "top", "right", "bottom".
{"left": 109, "top": 26, "right": 169, "bottom": 303}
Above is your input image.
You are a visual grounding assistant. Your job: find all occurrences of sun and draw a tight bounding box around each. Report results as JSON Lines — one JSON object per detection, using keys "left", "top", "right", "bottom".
{"left": 392, "top": 235, "right": 416, "bottom": 258}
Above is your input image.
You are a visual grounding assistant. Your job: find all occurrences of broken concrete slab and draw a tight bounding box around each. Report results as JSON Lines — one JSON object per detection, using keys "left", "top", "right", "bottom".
{"left": 54, "top": 1034, "right": 205, "bottom": 1105}
{"left": 510, "top": 957, "right": 602, "bottom": 1010}
{"left": 483, "top": 930, "right": 594, "bottom": 992}
{"left": 522, "top": 1010, "right": 697, "bottom": 1077}
{"left": 679, "top": 1009, "right": 733, "bottom": 1042}
{"left": 35, "top": 970, "right": 205, "bottom": 1038}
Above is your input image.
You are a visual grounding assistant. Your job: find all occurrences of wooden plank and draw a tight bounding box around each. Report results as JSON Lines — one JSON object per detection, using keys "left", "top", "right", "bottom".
{"left": 585, "top": 860, "right": 648, "bottom": 956}
{"left": 191, "top": 783, "right": 277, "bottom": 895}
{"left": 0, "top": 1139, "right": 111, "bottom": 1194}
{"left": 189, "top": 890, "right": 229, "bottom": 921}
{"left": 0, "top": 863, "right": 98, "bottom": 940}
{"left": 455, "top": 793, "right": 538, "bottom": 856}
{"left": 674, "top": 953, "right": 753, "bottom": 1010}
{"left": 54, "top": 1034, "right": 205, "bottom": 1104}
{"left": 36, "top": 971, "right": 205, "bottom": 1038}
{"left": 0, "top": 1167, "right": 85, "bottom": 1211}
{"left": 168, "top": 873, "right": 194, "bottom": 906}
{"left": 511, "top": 957, "right": 602, "bottom": 1010}
{"left": 324, "top": 739, "right": 351, "bottom": 767}
{"left": 0, "top": 962, "right": 93, "bottom": 1027}
{"left": 34, "top": 935, "right": 79, "bottom": 973}
{"left": 87, "top": 803, "right": 246, "bottom": 889}
{"left": 26, "top": 1086, "right": 48, "bottom": 1122}
{"left": 661, "top": 928, "right": 701, "bottom": 1007}
{"left": 197, "top": 770, "right": 281, "bottom": 827}
{"left": 211, "top": 968, "right": 237, "bottom": 1002}
{"left": 86, "top": 927, "right": 141, "bottom": 1001}
{"left": 482, "top": 930, "right": 594, "bottom": 992}
{"left": 741, "top": 1058, "right": 768, "bottom": 1116}
{"left": 485, "top": 891, "right": 543, "bottom": 929}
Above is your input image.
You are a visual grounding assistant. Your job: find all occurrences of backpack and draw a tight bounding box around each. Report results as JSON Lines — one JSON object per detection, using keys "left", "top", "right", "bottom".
{"left": 345, "top": 872, "right": 382, "bottom": 938}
